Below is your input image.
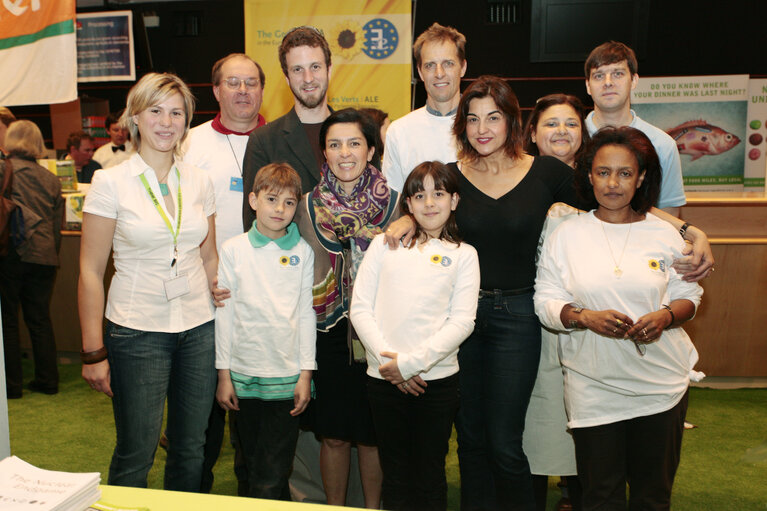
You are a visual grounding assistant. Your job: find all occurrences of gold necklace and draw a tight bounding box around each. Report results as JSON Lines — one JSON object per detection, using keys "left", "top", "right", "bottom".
{"left": 599, "top": 213, "right": 633, "bottom": 278}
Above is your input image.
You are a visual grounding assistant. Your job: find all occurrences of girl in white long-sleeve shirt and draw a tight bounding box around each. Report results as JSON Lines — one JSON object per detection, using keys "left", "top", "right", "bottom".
{"left": 350, "top": 161, "right": 480, "bottom": 511}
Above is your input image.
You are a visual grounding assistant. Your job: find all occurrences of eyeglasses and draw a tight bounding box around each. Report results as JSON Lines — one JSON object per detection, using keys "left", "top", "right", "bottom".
{"left": 222, "top": 77, "right": 260, "bottom": 90}
{"left": 633, "top": 339, "right": 647, "bottom": 357}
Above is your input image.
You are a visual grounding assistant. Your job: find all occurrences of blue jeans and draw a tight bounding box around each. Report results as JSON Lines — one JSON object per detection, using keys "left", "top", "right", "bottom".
{"left": 455, "top": 291, "right": 541, "bottom": 511}
{"left": 105, "top": 320, "right": 216, "bottom": 491}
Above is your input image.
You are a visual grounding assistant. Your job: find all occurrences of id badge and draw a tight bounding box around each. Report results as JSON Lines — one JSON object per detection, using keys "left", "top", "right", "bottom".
{"left": 164, "top": 274, "right": 190, "bottom": 301}
{"left": 230, "top": 176, "right": 243, "bottom": 192}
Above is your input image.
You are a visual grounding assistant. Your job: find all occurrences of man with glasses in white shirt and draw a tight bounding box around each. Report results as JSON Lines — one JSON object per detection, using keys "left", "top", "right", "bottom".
{"left": 183, "top": 52, "right": 267, "bottom": 495}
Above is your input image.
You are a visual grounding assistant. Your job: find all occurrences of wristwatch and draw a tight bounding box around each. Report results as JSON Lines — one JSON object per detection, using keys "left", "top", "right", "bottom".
{"left": 568, "top": 305, "right": 584, "bottom": 329}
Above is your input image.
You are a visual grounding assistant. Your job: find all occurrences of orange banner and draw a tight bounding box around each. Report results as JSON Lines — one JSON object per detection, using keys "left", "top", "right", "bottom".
{"left": 0, "top": 1, "right": 74, "bottom": 42}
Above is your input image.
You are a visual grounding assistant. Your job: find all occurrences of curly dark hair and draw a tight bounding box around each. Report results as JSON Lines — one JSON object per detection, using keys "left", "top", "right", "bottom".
{"left": 453, "top": 75, "right": 524, "bottom": 162}
{"left": 574, "top": 126, "right": 661, "bottom": 214}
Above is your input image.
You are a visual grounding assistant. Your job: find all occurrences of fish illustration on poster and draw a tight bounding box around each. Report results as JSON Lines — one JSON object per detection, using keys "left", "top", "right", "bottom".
{"left": 631, "top": 75, "right": 748, "bottom": 192}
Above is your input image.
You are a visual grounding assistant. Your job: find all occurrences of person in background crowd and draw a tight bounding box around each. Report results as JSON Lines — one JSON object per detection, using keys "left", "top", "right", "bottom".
{"left": 0, "top": 120, "right": 64, "bottom": 399}
{"left": 92, "top": 111, "right": 133, "bottom": 169}
{"left": 522, "top": 93, "right": 590, "bottom": 511}
{"left": 583, "top": 41, "right": 685, "bottom": 215}
{"left": 382, "top": 23, "right": 466, "bottom": 192}
{"left": 67, "top": 130, "right": 101, "bottom": 184}
{"left": 0, "top": 106, "right": 17, "bottom": 157}
{"left": 295, "top": 108, "right": 393, "bottom": 508}
{"left": 535, "top": 126, "right": 703, "bottom": 510}
{"left": 79, "top": 72, "right": 223, "bottom": 491}
{"left": 183, "top": 51, "right": 267, "bottom": 495}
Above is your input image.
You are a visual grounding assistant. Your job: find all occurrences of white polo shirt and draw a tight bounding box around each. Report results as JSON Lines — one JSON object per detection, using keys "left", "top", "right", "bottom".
{"left": 84, "top": 152, "right": 216, "bottom": 333}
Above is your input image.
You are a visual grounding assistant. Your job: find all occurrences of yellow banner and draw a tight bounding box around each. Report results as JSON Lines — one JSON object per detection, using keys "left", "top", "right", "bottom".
{"left": 244, "top": 0, "right": 411, "bottom": 121}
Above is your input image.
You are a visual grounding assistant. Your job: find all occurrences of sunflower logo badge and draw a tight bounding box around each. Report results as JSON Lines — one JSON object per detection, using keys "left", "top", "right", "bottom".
{"left": 431, "top": 255, "right": 442, "bottom": 264}
{"left": 329, "top": 20, "right": 365, "bottom": 60}
{"left": 280, "top": 256, "right": 290, "bottom": 266}
{"left": 648, "top": 259, "right": 665, "bottom": 272}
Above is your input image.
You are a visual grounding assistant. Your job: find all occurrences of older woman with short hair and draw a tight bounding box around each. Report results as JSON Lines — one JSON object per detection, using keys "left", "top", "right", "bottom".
{"left": 79, "top": 72, "right": 220, "bottom": 491}
{"left": 1, "top": 120, "right": 63, "bottom": 399}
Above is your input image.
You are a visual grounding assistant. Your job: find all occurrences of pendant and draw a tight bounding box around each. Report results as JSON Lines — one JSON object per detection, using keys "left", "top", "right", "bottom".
{"left": 613, "top": 266, "right": 623, "bottom": 278}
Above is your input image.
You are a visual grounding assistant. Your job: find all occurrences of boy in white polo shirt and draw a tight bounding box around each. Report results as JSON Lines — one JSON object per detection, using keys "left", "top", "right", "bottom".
{"left": 214, "top": 162, "right": 316, "bottom": 500}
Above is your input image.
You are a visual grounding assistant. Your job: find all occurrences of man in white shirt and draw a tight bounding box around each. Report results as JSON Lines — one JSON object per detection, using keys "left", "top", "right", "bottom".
{"left": 584, "top": 41, "right": 686, "bottom": 215}
{"left": 184, "top": 53, "right": 266, "bottom": 251}
{"left": 382, "top": 23, "right": 467, "bottom": 192}
{"left": 182, "top": 52, "right": 266, "bottom": 495}
{"left": 92, "top": 112, "right": 133, "bottom": 169}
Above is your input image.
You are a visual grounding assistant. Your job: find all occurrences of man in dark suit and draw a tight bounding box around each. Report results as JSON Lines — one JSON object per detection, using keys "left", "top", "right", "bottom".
{"left": 242, "top": 26, "right": 332, "bottom": 230}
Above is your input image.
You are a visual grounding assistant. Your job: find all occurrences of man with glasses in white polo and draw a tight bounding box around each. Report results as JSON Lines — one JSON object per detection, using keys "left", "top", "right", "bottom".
{"left": 183, "top": 52, "right": 267, "bottom": 494}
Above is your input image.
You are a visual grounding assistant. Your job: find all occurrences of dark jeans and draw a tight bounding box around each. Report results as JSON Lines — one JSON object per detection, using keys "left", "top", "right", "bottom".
{"left": 105, "top": 320, "right": 216, "bottom": 491}
{"left": 368, "top": 374, "right": 459, "bottom": 511}
{"left": 0, "top": 250, "right": 58, "bottom": 396}
{"left": 455, "top": 291, "right": 541, "bottom": 511}
{"left": 572, "top": 391, "right": 689, "bottom": 511}
{"left": 200, "top": 403, "right": 249, "bottom": 495}
{"left": 235, "top": 398, "right": 300, "bottom": 500}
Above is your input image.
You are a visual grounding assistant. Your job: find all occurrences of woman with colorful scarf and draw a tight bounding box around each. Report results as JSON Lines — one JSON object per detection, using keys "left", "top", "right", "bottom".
{"left": 296, "top": 108, "right": 398, "bottom": 508}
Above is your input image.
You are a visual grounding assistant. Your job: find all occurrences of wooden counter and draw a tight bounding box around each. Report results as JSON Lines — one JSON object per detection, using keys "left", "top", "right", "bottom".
{"left": 679, "top": 192, "right": 767, "bottom": 377}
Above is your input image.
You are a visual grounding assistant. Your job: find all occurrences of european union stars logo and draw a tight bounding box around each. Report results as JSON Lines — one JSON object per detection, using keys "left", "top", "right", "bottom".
{"left": 363, "top": 19, "right": 398, "bottom": 59}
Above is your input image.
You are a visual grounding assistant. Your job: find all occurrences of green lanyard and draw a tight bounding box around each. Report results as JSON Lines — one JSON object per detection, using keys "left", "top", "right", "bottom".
{"left": 139, "top": 167, "right": 183, "bottom": 267}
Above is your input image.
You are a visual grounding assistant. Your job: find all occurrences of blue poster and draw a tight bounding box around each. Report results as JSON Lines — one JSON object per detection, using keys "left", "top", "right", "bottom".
{"left": 76, "top": 11, "right": 135, "bottom": 82}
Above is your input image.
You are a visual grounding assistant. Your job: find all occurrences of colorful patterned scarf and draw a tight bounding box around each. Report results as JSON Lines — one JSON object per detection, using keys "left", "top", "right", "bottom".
{"left": 312, "top": 162, "right": 390, "bottom": 279}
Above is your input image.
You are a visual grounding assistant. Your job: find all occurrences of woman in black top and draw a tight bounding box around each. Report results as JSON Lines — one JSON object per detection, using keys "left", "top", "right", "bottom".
{"left": 447, "top": 76, "right": 578, "bottom": 511}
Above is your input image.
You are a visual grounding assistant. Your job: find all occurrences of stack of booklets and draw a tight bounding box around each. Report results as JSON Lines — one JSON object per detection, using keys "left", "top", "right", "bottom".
{"left": 0, "top": 456, "right": 101, "bottom": 510}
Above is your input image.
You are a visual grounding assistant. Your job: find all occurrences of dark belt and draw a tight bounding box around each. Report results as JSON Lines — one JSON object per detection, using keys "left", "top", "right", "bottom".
{"left": 478, "top": 286, "right": 534, "bottom": 298}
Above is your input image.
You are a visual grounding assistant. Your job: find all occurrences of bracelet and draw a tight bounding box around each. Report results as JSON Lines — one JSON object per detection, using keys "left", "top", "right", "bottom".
{"left": 81, "top": 346, "right": 108, "bottom": 365}
{"left": 679, "top": 222, "right": 691, "bottom": 239}
{"left": 661, "top": 304, "right": 675, "bottom": 329}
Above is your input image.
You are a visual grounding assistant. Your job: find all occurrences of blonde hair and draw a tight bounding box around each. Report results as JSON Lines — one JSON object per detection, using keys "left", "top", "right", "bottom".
{"left": 5, "top": 120, "right": 46, "bottom": 159}
{"left": 121, "top": 73, "right": 196, "bottom": 156}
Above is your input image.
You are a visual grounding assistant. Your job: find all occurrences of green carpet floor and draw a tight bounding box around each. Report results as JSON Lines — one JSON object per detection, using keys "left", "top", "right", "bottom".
{"left": 7, "top": 360, "right": 767, "bottom": 509}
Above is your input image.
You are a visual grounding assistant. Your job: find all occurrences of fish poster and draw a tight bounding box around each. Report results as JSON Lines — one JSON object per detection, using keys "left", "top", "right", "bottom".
{"left": 745, "top": 79, "right": 767, "bottom": 191}
{"left": 632, "top": 75, "right": 749, "bottom": 192}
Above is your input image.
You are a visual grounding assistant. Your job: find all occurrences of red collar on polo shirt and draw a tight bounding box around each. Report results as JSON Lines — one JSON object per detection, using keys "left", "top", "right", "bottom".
{"left": 210, "top": 112, "right": 266, "bottom": 136}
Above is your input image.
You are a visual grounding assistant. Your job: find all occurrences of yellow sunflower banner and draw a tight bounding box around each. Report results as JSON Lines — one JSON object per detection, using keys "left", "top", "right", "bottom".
{"left": 244, "top": 0, "right": 411, "bottom": 121}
